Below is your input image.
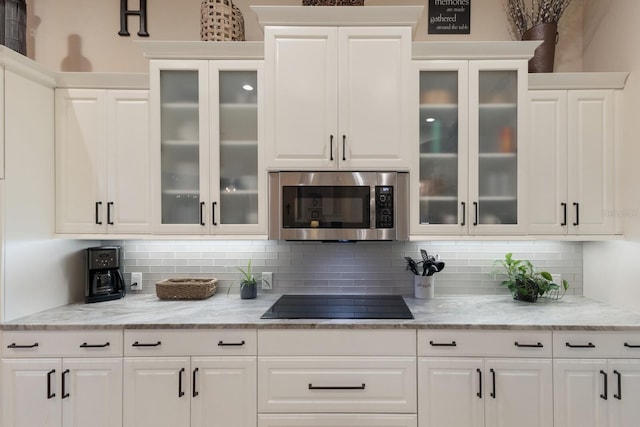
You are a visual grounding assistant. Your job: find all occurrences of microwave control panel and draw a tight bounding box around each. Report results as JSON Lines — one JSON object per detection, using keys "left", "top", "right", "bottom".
{"left": 375, "top": 186, "right": 394, "bottom": 228}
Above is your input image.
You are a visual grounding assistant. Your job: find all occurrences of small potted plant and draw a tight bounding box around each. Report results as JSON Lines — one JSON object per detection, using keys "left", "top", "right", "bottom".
{"left": 229, "top": 260, "right": 271, "bottom": 299}
{"left": 493, "top": 253, "right": 569, "bottom": 302}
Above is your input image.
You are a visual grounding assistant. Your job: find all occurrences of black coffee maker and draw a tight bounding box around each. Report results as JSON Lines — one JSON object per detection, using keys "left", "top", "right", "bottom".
{"left": 86, "top": 246, "right": 126, "bottom": 303}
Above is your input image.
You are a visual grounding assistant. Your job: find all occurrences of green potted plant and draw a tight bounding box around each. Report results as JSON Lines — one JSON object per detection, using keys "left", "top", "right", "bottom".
{"left": 493, "top": 253, "right": 569, "bottom": 302}
{"left": 229, "top": 260, "right": 270, "bottom": 299}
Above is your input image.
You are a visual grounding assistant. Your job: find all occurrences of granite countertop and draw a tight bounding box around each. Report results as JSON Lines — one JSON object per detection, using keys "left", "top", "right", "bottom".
{"left": 3, "top": 294, "right": 640, "bottom": 331}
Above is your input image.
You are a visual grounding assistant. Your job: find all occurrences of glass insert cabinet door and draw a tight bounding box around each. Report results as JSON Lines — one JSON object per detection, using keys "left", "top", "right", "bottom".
{"left": 158, "top": 67, "right": 206, "bottom": 227}
{"left": 416, "top": 62, "right": 469, "bottom": 232}
{"left": 470, "top": 62, "right": 524, "bottom": 231}
{"left": 215, "top": 69, "right": 259, "bottom": 226}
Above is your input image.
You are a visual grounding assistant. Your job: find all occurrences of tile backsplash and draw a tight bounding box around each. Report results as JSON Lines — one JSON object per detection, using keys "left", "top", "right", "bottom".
{"left": 109, "top": 240, "right": 583, "bottom": 297}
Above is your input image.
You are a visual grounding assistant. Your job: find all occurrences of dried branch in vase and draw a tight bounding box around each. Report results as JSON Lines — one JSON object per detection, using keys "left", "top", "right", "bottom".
{"left": 505, "top": 0, "right": 573, "bottom": 39}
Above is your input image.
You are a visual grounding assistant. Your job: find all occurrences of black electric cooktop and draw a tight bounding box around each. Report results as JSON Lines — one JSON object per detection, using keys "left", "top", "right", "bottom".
{"left": 260, "top": 295, "right": 414, "bottom": 320}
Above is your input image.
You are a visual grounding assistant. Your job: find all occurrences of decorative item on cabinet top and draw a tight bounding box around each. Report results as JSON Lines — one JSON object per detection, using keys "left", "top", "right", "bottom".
{"left": 1, "top": 0, "right": 27, "bottom": 55}
{"left": 303, "top": 0, "right": 364, "bottom": 5}
{"left": 201, "top": 0, "right": 245, "bottom": 41}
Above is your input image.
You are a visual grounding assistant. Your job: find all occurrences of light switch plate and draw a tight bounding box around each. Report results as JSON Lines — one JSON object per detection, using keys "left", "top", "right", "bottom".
{"left": 262, "top": 272, "right": 273, "bottom": 290}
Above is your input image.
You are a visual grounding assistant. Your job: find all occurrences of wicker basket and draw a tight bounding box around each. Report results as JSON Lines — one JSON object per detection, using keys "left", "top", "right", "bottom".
{"left": 201, "top": 0, "right": 245, "bottom": 41}
{"left": 302, "top": 0, "right": 364, "bottom": 5}
{"left": 156, "top": 278, "right": 218, "bottom": 300}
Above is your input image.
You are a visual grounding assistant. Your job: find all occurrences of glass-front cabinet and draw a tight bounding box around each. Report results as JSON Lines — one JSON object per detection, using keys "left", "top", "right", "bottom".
{"left": 412, "top": 59, "right": 527, "bottom": 235}
{"left": 150, "top": 60, "right": 264, "bottom": 234}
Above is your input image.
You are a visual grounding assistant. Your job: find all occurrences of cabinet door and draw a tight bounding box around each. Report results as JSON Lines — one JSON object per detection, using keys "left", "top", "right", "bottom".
{"left": 123, "top": 357, "right": 191, "bottom": 427}
{"left": 191, "top": 356, "right": 257, "bottom": 427}
{"left": 412, "top": 61, "right": 469, "bottom": 235}
{"left": 418, "top": 358, "right": 483, "bottom": 427}
{"left": 568, "top": 90, "right": 616, "bottom": 234}
{"left": 2, "top": 358, "right": 62, "bottom": 427}
{"left": 337, "top": 27, "right": 411, "bottom": 170}
{"left": 62, "top": 358, "right": 122, "bottom": 427}
{"left": 264, "top": 27, "right": 338, "bottom": 170}
{"left": 210, "top": 61, "right": 266, "bottom": 234}
{"left": 527, "top": 90, "right": 569, "bottom": 235}
{"left": 609, "top": 360, "right": 640, "bottom": 427}
{"left": 0, "top": 66, "right": 4, "bottom": 180}
{"left": 469, "top": 60, "right": 527, "bottom": 235}
{"left": 553, "top": 359, "right": 608, "bottom": 427}
{"left": 485, "top": 358, "right": 553, "bottom": 427}
{"left": 150, "top": 60, "right": 211, "bottom": 233}
{"left": 106, "top": 90, "right": 150, "bottom": 234}
{"left": 55, "top": 89, "right": 107, "bottom": 233}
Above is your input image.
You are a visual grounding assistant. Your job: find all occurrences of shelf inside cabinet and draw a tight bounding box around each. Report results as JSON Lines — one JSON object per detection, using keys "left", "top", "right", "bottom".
{"left": 162, "top": 139, "right": 199, "bottom": 148}
{"left": 420, "top": 152, "right": 458, "bottom": 160}
{"left": 478, "top": 152, "right": 516, "bottom": 159}
{"left": 162, "top": 189, "right": 200, "bottom": 196}
{"left": 420, "top": 195, "right": 458, "bottom": 202}
{"left": 478, "top": 196, "right": 517, "bottom": 202}
{"left": 161, "top": 101, "right": 199, "bottom": 110}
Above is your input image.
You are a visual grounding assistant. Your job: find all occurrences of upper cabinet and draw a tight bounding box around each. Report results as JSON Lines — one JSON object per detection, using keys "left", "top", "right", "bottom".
{"left": 411, "top": 43, "right": 534, "bottom": 236}
{"left": 149, "top": 57, "right": 265, "bottom": 235}
{"left": 528, "top": 73, "right": 628, "bottom": 236}
{"left": 0, "top": 66, "right": 4, "bottom": 180}
{"left": 258, "top": 6, "right": 418, "bottom": 171}
{"left": 55, "top": 83, "right": 151, "bottom": 235}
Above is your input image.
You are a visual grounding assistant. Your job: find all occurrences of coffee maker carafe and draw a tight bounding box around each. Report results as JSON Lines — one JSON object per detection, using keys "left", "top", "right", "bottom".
{"left": 86, "top": 246, "right": 126, "bottom": 303}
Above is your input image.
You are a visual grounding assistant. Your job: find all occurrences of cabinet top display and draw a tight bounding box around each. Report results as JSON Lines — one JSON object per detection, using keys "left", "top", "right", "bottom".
{"left": 252, "top": 5, "right": 423, "bottom": 34}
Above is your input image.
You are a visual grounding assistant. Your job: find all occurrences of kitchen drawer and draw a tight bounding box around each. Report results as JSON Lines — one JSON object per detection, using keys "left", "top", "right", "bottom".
{"left": 258, "top": 356, "right": 416, "bottom": 413}
{"left": 2, "top": 330, "right": 123, "bottom": 357}
{"left": 124, "top": 329, "right": 257, "bottom": 356}
{"left": 418, "top": 329, "right": 552, "bottom": 357}
{"left": 258, "top": 414, "right": 417, "bottom": 427}
{"left": 258, "top": 329, "right": 415, "bottom": 356}
{"left": 553, "top": 331, "right": 640, "bottom": 358}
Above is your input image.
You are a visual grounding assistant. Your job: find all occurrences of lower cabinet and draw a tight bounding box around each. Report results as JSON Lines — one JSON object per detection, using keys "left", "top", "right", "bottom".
{"left": 417, "top": 330, "right": 553, "bottom": 427}
{"left": 123, "top": 356, "right": 257, "bottom": 427}
{"left": 123, "top": 328, "right": 257, "bottom": 427}
{"left": 258, "top": 414, "right": 417, "bottom": 427}
{"left": 1, "top": 330, "right": 123, "bottom": 427}
{"left": 553, "top": 331, "right": 640, "bottom": 427}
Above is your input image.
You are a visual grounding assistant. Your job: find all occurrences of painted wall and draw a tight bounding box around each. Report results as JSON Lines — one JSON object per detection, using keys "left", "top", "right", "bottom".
{"left": 582, "top": 0, "right": 640, "bottom": 314}
{"left": 112, "top": 239, "right": 583, "bottom": 298}
{"left": 25, "top": 0, "right": 584, "bottom": 73}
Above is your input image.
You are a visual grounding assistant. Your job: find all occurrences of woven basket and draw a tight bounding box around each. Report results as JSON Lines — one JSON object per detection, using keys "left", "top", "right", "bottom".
{"left": 302, "top": 0, "right": 364, "bottom": 5}
{"left": 201, "top": 0, "right": 245, "bottom": 41}
{"left": 156, "top": 278, "right": 218, "bottom": 300}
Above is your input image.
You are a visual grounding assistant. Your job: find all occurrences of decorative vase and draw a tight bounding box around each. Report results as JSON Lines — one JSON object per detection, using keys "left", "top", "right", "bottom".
{"left": 414, "top": 275, "right": 434, "bottom": 300}
{"left": 200, "top": 0, "right": 245, "bottom": 41}
{"left": 1, "top": 0, "right": 27, "bottom": 55}
{"left": 240, "top": 282, "right": 257, "bottom": 299}
{"left": 522, "top": 22, "right": 558, "bottom": 73}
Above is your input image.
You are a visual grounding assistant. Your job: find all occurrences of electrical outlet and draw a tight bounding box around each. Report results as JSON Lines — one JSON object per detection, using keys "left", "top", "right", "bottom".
{"left": 131, "top": 272, "right": 143, "bottom": 291}
{"left": 262, "top": 272, "right": 273, "bottom": 290}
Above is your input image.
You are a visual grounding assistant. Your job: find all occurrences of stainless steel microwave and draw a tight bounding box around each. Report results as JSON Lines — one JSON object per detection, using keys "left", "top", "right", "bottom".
{"left": 268, "top": 171, "right": 409, "bottom": 241}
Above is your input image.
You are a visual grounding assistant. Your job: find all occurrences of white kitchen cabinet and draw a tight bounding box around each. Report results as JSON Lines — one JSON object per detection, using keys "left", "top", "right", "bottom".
{"left": 150, "top": 59, "right": 265, "bottom": 235}
{"left": 0, "top": 66, "right": 5, "bottom": 179}
{"left": 528, "top": 89, "right": 617, "bottom": 235}
{"left": 553, "top": 331, "right": 640, "bottom": 427}
{"left": 264, "top": 26, "right": 411, "bottom": 171}
{"left": 418, "top": 330, "right": 553, "bottom": 427}
{"left": 123, "top": 329, "right": 257, "bottom": 427}
{"left": 55, "top": 88, "right": 150, "bottom": 234}
{"left": 1, "top": 330, "right": 123, "bottom": 427}
{"left": 411, "top": 54, "right": 529, "bottom": 236}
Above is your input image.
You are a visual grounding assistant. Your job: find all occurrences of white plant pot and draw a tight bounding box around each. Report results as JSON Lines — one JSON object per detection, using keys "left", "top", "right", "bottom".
{"left": 414, "top": 275, "right": 434, "bottom": 300}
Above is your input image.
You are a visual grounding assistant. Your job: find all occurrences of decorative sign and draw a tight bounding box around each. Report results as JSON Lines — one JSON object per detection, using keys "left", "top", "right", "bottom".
{"left": 428, "top": 0, "right": 471, "bottom": 34}
{"left": 119, "top": 0, "right": 149, "bottom": 37}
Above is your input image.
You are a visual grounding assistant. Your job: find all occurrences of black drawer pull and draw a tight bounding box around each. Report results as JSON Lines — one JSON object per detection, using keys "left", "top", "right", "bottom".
{"left": 600, "top": 370, "right": 608, "bottom": 400}
{"left": 624, "top": 342, "right": 640, "bottom": 348}
{"left": 429, "top": 340, "right": 457, "bottom": 347}
{"left": 8, "top": 342, "right": 39, "bottom": 349}
{"left": 193, "top": 368, "right": 199, "bottom": 398}
{"left": 178, "top": 368, "right": 185, "bottom": 397}
{"left": 476, "top": 368, "right": 482, "bottom": 398}
{"left": 490, "top": 368, "right": 496, "bottom": 399}
{"left": 614, "top": 370, "right": 622, "bottom": 400}
{"left": 47, "top": 369, "right": 56, "bottom": 399}
{"left": 132, "top": 341, "right": 161, "bottom": 347}
{"left": 62, "top": 369, "right": 70, "bottom": 399}
{"left": 514, "top": 342, "right": 543, "bottom": 348}
{"left": 566, "top": 342, "right": 595, "bottom": 349}
{"left": 218, "top": 340, "right": 245, "bottom": 347}
{"left": 80, "top": 342, "right": 110, "bottom": 348}
{"left": 309, "top": 383, "right": 366, "bottom": 390}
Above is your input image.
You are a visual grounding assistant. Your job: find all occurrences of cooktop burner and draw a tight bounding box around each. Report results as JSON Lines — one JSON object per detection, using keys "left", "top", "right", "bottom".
{"left": 260, "top": 295, "right": 414, "bottom": 320}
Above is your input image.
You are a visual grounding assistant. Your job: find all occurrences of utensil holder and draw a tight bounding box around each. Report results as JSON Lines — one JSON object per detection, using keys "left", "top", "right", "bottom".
{"left": 414, "top": 275, "right": 434, "bottom": 300}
